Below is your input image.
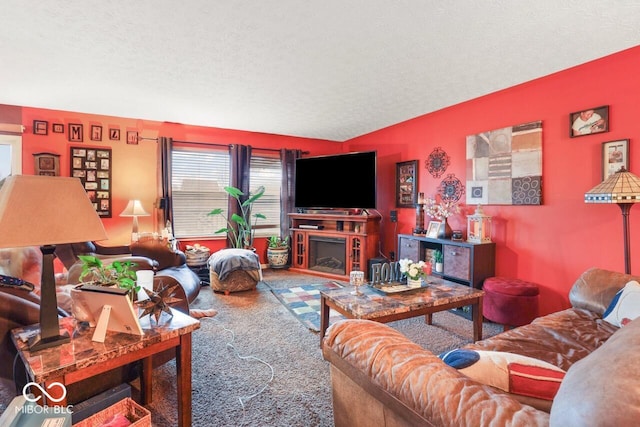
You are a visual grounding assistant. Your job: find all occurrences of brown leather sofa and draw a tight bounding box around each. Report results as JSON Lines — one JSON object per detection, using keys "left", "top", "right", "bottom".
{"left": 322, "top": 268, "right": 640, "bottom": 427}
{"left": 57, "top": 239, "right": 201, "bottom": 313}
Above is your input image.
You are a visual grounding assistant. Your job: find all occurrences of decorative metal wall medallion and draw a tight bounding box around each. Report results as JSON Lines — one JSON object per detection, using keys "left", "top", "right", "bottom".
{"left": 426, "top": 147, "right": 450, "bottom": 178}
{"left": 438, "top": 173, "right": 465, "bottom": 202}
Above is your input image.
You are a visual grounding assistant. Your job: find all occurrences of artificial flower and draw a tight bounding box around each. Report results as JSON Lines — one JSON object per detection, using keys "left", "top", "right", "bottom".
{"left": 398, "top": 258, "right": 428, "bottom": 280}
{"left": 424, "top": 197, "right": 460, "bottom": 220}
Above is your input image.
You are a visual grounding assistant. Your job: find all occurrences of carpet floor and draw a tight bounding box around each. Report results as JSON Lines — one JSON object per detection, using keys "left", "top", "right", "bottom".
{"left": 0, "top": 270, "right": 502, "bottom": 426}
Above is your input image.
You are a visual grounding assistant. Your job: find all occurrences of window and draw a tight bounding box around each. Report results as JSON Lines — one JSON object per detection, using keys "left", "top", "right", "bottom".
{"left": 170, "top": 147, "right": 283, "bottom": 240}
{"left": 250, "top": 155, "right": 282, "bottom": 237}
{"left": 171, "top": 147, "right": 229, "bottom": 238}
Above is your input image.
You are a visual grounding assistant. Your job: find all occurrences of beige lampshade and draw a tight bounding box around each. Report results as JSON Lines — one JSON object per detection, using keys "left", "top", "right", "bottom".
{"left": 120, "top": 199, "right": 150, "bottom": 217}
{"left": 0, "top": 175, "right": 107, "bottom": 248}
{"left": 585, "top": 167, "right": 640, "bottom": 204}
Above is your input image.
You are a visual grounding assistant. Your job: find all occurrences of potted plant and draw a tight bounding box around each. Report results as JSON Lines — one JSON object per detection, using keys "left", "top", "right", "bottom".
{"left": 267, "top": 236, "right": 289, "bottom": 268}
{"left": 78, "top": 255, "right": 139, "bottom": 299}
{"left": 433, "top": 250, "right": 444, "bottom": 273}
{"left": 398, "top": 258, "right": 428, "bottom": 287}
{"left": 207, "top": 186, "right": 266, "bottom": 249}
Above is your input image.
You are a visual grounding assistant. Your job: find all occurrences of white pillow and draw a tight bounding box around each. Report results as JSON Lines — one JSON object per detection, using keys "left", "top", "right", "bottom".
{"left": 603, "top": 280, "right": 640, "bottom": 327}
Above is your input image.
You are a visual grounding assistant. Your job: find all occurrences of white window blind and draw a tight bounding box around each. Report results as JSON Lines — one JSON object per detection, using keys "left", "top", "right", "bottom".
{"left": 171, "top": 148, "right": 229, "bottom": 238}
{"left": 250, "top": 155, "right": 282, "bottom": 238}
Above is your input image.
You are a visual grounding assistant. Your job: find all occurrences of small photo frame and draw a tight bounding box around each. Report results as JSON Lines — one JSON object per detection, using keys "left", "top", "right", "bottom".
{"left": 396, "top": 160, "right": 418, "bottom": 208}
{"left": 33, "top": 152, "right": 60, "bottom": 176}
{"left": 91, "top": 125, "right": 103, "bottom": 141}
{"left": 126, "top": 131, "right": 139, "bottom": 145}
{"left": 52, "top": 123, "right": 64, "bottom": 133}
{"left": 426, "top": 221, "right": 442, "bottom": 238}
{"left": 570, "top": 105, "right": 609, "bottom": 137}
{"left": 109, "top": 128, "right": 120, "bottom": 140}
{"left": 33, "top": 120, "right": 48, "bottom": 135}
{"left": 602, "top": 139, "right": 630, "bottom": 180}
{"left": 69, "top": 123, "right": 83, "bottom": 142}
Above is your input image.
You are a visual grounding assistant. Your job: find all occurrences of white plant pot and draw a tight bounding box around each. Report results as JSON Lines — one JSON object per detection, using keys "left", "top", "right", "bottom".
{"left": 407, "top": 278, "right": 422, "bottom": 288}
{"left": 435, "top": 262, "right": 443, "bottom": 273}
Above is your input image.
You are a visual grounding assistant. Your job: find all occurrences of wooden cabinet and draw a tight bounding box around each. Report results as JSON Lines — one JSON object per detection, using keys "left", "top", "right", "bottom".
{"left": 398, "top": 234, "right": 495, "bottom": 288}
{"left": 289, "top": 213, "right": 380, "bottom": 280}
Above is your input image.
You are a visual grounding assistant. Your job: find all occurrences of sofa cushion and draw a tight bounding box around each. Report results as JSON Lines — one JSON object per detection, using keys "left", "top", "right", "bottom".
{"left": 602, "top": 280, "right": 640, "bottom": 327}
{"left": 550, "top": 317, "right": 640, "bottom": 426}
{"left": 440, "top": 349, "right": 565, "bottom": 401}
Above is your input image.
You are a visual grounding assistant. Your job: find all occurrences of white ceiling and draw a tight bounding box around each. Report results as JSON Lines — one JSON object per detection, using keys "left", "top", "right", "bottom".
{"left": 1, "top": 1, "right": 640, "bottom": 142}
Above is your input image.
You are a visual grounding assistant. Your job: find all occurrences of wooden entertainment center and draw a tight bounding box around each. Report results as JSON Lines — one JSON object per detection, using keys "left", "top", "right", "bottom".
{"left": 288, "top": 212, "right": 381, "bottom": 280}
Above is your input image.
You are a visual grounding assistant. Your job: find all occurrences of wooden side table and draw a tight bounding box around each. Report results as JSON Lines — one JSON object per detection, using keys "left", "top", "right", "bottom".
{"left": 12, "top": 309, "right": 200, "bottom": 427}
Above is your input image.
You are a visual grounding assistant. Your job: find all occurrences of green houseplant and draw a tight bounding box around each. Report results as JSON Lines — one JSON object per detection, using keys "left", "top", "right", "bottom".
{"left": 433, "top": 249, "right": 444, "bottom": 273}
{"left": 78, "top": 255, "right": 139, "bottom": 296}
{"left": 207, "top": 185, "right": 266, "bottom": 249}
{"left": 267, "top": 236, "right": 289, "bottom": 269}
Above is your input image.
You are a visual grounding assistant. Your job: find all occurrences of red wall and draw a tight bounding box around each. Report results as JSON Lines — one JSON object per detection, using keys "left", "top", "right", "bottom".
{"left": 346, "top": 45, "right": 640, "bottom": 315}
{"left": 4, "top": 45, "right": 639, "bottom": 315}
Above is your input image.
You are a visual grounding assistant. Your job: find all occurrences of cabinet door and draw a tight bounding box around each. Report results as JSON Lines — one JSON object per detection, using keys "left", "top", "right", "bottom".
{"left": 398, "top": 237, "right": 420, "bottom": 261}
{"left": 292, "top": 231, "right": 307, "bottom": 268}
{"left": 443, "top": 244, "right": 470, "bottom": 281}
{"left": 348, "top": 235, "right": 364, "bottom": 273}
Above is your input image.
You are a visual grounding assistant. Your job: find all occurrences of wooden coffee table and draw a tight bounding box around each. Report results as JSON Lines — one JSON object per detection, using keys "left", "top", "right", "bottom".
{"left": 320, "top": 276, "right": 484, "bottom": 346}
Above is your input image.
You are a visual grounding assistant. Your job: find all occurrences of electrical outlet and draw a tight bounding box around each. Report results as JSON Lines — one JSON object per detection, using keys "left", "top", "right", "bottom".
{"left": 390, "top": 210, "right": 398, "bottom": 222}
{"left": 389, "top": 251, "right": 395, "bottom": 261}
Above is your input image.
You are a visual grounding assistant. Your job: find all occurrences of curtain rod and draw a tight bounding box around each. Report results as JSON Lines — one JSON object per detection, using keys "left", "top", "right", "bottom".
{"left": 171, "top": 138, "right": 308, "bottom": 154}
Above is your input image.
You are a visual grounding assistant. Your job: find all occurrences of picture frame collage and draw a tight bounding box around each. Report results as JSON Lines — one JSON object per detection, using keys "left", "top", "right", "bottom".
{"left": 70, "top": 146, "right": 112, "bottom": 217}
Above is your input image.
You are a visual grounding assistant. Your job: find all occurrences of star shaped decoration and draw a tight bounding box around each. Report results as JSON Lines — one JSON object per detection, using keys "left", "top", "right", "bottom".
{"left": 136, "top": 283, "right": 182, "bottom": 323}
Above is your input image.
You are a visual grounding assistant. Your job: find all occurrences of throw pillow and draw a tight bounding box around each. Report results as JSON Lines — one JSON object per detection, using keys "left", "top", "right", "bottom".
{"left": 603, "top": 280, "right": 640, "bottom": 327}
{"left": 439, "top": 349, "right": 565, "bottom": 400}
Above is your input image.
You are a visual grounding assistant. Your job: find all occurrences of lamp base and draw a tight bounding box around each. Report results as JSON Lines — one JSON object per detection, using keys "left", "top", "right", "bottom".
{"left": 28, "top": 331, "right": 70, "bottom": 352}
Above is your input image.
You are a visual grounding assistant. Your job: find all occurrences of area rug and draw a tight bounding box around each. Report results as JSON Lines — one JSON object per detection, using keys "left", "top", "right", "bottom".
{"left": 269, "top": 282, "right": 344, "bottom": 332}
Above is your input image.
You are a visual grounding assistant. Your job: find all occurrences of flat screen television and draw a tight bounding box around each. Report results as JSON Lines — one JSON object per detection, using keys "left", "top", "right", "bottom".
{"left": 295, "top": 151, "right": 377, "bottom": 210}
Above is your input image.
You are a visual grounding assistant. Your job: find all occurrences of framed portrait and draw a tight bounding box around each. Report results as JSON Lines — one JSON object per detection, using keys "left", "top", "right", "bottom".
{"left": 52, "top": 123, "right": 64, "bottom": 133}
{"left": 570, "top": 105, "right": 609, "bottom": 137}
{"left": 602, "top": 139, "right": 629, "bottom": 180}
{"left": 426, "top": 221, "right": 442, "bottom": 238}
{"left": 33, "top": 152, "right": 60, "bottom": 176}
{"left": 71, "top": 145, "right": 112, "bottom": 217}
{"left": 396, "top": 160, "right": 418, "bottom": 207}
{"left": 33, "top": 120, "right": 48, "bottom": 135}
{"left": 91, "top": 125, "right": 103, "bottom": 141}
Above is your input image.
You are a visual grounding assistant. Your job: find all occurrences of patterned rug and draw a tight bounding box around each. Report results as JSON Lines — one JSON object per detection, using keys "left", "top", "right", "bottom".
{"left": 270, "top": 282, "right": 345, "bottom": 332}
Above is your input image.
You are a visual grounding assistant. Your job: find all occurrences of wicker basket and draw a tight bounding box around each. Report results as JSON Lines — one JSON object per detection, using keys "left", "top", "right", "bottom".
{"left": 186, "top": 247, "right": 211, "bottom": 267}
{"left": 73, "top": 398, "right": 151, "bottom": 427}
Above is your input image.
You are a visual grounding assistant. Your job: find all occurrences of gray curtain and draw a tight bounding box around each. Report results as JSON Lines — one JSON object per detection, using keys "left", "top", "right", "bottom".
{"left": 280, "top": 149, "right": 302, "bottom": 238}
{"left": 228, "top": 144, "right": 252, "bottom": 246}
{"left": 158, "top": 136, "right": 173, "bottom": 226}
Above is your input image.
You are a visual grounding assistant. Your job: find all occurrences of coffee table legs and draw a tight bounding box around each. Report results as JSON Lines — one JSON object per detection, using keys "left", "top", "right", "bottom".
{"left": 320, "top": 295, "right": 330, "bottom": 347}
{"left": 472, "top": 296, "right": 483, "bottom": 342}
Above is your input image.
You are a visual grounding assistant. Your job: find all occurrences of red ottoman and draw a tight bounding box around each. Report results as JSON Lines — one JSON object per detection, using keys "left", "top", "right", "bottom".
{"left": 483, "top": 277, "right": 539, "bottom": 330}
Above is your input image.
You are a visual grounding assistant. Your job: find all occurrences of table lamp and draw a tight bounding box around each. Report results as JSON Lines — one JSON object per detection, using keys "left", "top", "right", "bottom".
{"left": 585, "top": 167, "right": 640, "bottom": 274}
{"left": 0, "top": 175, "right": 107, "bottom": 351}
{"left": 120, "top": 199, "right": 150, "bottom": 238}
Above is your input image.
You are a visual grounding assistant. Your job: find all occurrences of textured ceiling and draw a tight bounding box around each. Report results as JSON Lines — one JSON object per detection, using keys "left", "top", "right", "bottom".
{"left": 1, "top": 1, "right": 640, "bottom": 142}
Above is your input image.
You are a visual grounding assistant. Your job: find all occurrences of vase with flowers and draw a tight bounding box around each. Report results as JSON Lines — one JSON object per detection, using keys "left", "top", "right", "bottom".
{"left": 398, "top": 258, "right": 429, "bottom": 288}
{"left": 424, "top": 197, "right": 460, "bottom": 238}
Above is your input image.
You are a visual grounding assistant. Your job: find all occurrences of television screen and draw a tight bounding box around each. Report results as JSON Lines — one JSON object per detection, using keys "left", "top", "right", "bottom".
{"left": 295, "top": 151, "right": 377, "bottom": 209}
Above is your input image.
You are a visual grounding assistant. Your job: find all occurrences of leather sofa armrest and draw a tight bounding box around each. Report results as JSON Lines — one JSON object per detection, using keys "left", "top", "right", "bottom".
{"left": 323, "top": 320, "right": 549, "bottom": 427}
{"left": 93, "top": 242, "right": 132, "bottom": 255}
{"left": 569, "top": 267, "right": 640, "bottom": 314}
{"left": 131, "top": 240, "right": 186, "bottom": 270}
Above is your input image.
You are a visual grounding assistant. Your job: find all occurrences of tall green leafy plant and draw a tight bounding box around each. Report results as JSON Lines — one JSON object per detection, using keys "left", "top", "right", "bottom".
{"left": 208, "top": 186, "right": 266, "bottom": 248}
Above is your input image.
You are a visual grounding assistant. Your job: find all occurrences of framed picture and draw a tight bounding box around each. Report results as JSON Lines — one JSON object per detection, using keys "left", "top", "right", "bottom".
{"left": 426, "top": 221, "right": 442, "bottom": 238}
{"left": 570, "top": 105, "right": 609, "bottom": 137}
{"left": 70, "top": 146, "right": 112, "bottom": 217}
{"left": 52, "top": 123, "right": 64, "bottom": 133}
{"left": 126, "top": 131, "right": 139, "bottom": 145}
{"left": 396, "top": 160, "right": 418, "bottom": 207}
{"left": 91, "top": 125, "right": 103, "bottom": 141}
{"left": 33, "top": 152, "right": 60, "bottom": 176}
{"left": 33, "top": 120, "right": 48, "bottom": 135}
{"left": 68, "top": 123, "right": 83, "bottom": 142}
{"left": 602, "top": 139, "right": 629, "bottom": 180}
{"left": 109, "top": 128, "right": 120, "bottom": 140}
